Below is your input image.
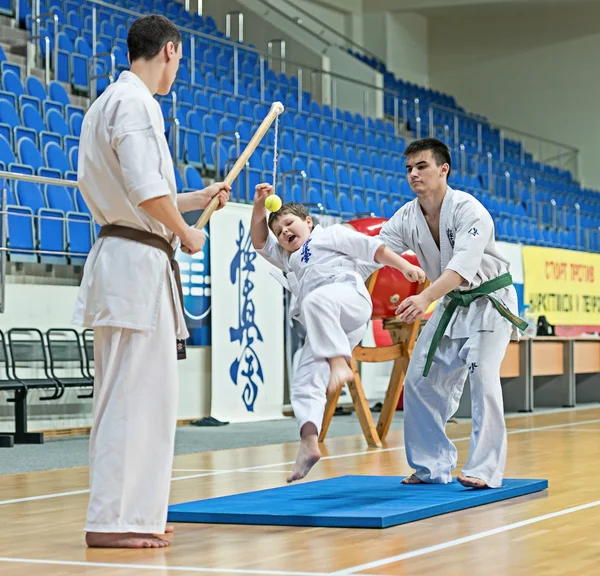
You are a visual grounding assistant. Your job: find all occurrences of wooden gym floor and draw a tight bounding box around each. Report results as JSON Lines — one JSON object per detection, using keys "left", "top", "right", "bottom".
{"left": 1, "top": 406, "right": 600, "bottom": 575}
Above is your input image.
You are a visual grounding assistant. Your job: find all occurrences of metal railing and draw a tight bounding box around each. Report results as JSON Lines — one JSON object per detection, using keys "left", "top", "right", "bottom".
{"left": 18, "top": 0, "right": 583, "bottom": 182}
{"left": 427, "top": 102, "right": 580, "bottom": 179}
{"left": 75, "top": 0, "right": 399, "bottom": 131}
{"left": 0, "top": 171, "right": 92, "bottom": 314}
{"left": 273, "top": 0, "right": 381, "bottom": 62}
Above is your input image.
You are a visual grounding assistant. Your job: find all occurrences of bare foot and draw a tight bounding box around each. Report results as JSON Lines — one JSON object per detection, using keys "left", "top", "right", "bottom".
{"left": 85, "top": 532, "right": 170, "bottom": 548}
{"left": 287, "top": 423, "right": 321, "bottom": 483}
{"left": 457, "top": 475, "right": 488, "bottom": 489}
{"left": 164, "top": 525, "right": 174, "bottom": 534}
{"left": 326, "top": 357, "right": 354, "bottom": 397}
{"left": 401, "top": 474, "right": 425, "bottom": 485}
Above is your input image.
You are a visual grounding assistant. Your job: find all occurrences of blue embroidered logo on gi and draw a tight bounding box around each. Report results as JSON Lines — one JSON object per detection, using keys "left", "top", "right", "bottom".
{"left": 229, "top": 220, "right": 264, "bottom": 412}
{"left": 446, "top": 228, "right": 455, "bottom": 248}
{"left": 300, "top": 238, "right": 313, "bottom": 263}
{"left": 468, "top": 227, "right": 479, "bottom": 237}
{"left": 469, "top": 362, "right": 478, "bottom": 374}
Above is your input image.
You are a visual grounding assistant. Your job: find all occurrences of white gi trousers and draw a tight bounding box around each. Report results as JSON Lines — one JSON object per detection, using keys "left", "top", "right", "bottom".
{"left": 85, "top": 277, "right": 178, "bottom": 534}
{"left": 403, "top": 316, "right": 513, "bottom": 488}
{"left": 291, "top": 282, "right": 372, "bottom": 434}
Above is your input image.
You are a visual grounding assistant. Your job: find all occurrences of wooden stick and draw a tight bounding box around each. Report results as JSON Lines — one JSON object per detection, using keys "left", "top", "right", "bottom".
{"left": 194, "top": 101, "right": 285, "bottom": 229}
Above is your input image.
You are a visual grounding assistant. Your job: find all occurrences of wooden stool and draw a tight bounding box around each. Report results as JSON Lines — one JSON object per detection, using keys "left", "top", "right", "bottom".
{"left": 319, "top": 316, "right": 421, "bottom": 448}
{"left": 319, "top": 270, "right": 429, "bottom": 448}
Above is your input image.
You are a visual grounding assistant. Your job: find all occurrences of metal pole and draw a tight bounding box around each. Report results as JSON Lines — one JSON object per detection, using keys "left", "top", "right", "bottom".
{"left": 460, "top": 144, "right": 466, "bottom": 175}
{"left": 393, "top": 96, "right": 399, "bottom": 136}
{"left": 190, "top": 35, "right": 195, "bottom": 85}
{"left": 416, "top": 117, "right": 421, "bottom": 139}
{"left": 414, "top": 98, "right": 420, "bottom": 129}
{"left": 14, "top": 0, "right": 20, "bottom": 34}
{"left": 428, "top": 107, "right": 434, "bottom": 138}
{"left": 33, "top": 0, "right": 40, "bottom": 65}
{"left": 530, "top": 177, "right": 536, "bottom": 219}
{"left": 443, "top": 124, "right": 449, "bottom": 146}
{"left": 505, "top": 171, "right": 510, "bottom": 202}
{"left": 477, "top": 123, "right": 482, "bottom": 154}
{"left": 280, "top": 40, "right": 286, "bottom": 75}
{"left": 26, "top": 40, "right": 31, "bottom": 79}
{"left": 487, "top": 152, "right": 493, "bottom": 193}
{"left": 259, "top": 56, "right": 265, "bottom": 103}
{"left": 44, "top": 36, "right": 50, "bottom": 86}
{"left": 500, "top": 129, "right": 505, "bottom": 162}
{"left": 52, "top": 14, "right": 58, "bottom": 81}
{"left": 332, "top": 79, "right": 337, "bottom": 120}
{"left": 92, "top": 7, "right": 97, "bottom": 101}
{"left": 297, "top": 68, "right": 302, "bottom": 113}
{"left": 575, "top": 203, "right": 580, "bottom": 249}
{"left": 551, "top": 199, "right": 557, "bottom": 229}
{"left": 402, "top": 99, "right": 408, "bottom": 126}
{"left": 0, "top": 185, "right": 6, "bottom": 314}
{"left": 454, "top": 114, "right": 459, "bottom": 147}
{"left": 363, "top": 90, "right": 368, "bottom": 133}
{"left": 233, "top": 46, "right": 238, "bottom": 97}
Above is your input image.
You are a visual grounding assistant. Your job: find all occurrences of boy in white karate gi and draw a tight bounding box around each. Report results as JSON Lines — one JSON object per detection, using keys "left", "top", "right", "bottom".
{"left": 73, "top": 15, "right": 230, "bottom": 548}
{"left": 373, "top": 138, "right": 527, "bottom": 489}
{"left": 251, "top": 183, "right": 426, "bottom": 482}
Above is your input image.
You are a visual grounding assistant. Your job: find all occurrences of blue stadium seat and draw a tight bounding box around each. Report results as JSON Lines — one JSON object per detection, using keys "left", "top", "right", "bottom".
{"left": 66, "top": 212, "right": 93, "bottom": 265}
{"left": 7, "top": 205, "right": 36, "bottom": 263}
{"left": 44, "top": 142, "right": 74, "bottom": 178}
{"left": 39, "top": 206, "right": 67, "bottom": 264}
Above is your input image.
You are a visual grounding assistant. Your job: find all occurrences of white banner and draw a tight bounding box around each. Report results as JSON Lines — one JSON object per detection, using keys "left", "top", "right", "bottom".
{"left": 209, "top": 203, "right": 285, "bottom": 422}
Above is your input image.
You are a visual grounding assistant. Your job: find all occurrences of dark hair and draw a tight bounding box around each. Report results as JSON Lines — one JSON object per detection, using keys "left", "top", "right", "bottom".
{"left": 268, "top": 202, "right": 311, "bottom": 231}
{"left": 127, "top": 15, "right": 182, "bottom": 62}
{"left": 404, "top": 138, "right": 452, "bottom": 177}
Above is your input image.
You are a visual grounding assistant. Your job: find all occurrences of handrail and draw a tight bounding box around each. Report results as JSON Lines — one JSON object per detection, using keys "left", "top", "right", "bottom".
{"left": 249, "top": 0, "right": 332, "bottom": 50}
{"left": 275, "top": 0, "right": 381, "bottom": 62}
{"left": 83, "top": 0, "right": 387, "bottom": 94}
{"left": 0, "top": 171, "right": 75, "bottom": 187}
{"left": 0, "top": 171, "right": 83, "bottom": 314}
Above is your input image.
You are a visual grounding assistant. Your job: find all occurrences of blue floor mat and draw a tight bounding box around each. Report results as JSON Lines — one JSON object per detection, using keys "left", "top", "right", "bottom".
{"left": 168, "top": 475, "right": 548, "bottom": 529}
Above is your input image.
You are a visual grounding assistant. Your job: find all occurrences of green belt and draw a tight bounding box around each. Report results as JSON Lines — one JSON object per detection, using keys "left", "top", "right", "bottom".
{"left": 423, "top": 272, "right": 528, "bottom": 377}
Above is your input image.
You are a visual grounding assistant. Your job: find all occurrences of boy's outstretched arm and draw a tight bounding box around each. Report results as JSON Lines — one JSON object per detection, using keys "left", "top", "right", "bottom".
{"left": 251, "top": 183, "right": 273, "bottom": 250}
{"left": 374, "top": 245, "right": 427, "bottom": 284}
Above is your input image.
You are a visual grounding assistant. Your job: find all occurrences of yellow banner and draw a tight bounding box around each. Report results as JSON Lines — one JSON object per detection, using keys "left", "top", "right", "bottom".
{"left": 522, "top": 246, "right": 600, "bottom": 325}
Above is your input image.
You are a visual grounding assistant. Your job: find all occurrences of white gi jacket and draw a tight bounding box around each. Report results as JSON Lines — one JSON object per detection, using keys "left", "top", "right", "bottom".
{"left": 257, "top": 224, "right": 383, "bottom": 324}
{"left": 72, "top": 71, "right": 188, "bottom": 338}
{"left": 374, "top": 187, "right": 519, "bottom": 339}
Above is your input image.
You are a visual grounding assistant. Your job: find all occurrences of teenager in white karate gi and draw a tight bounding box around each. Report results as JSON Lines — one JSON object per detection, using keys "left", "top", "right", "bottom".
{"left": 250, "top": 184, "right": 426, "bottom": 482}
{"left": 73, "top": 15, "right": 230, "bottom": 548}
{"left": 375, "top": 138, "right": 527, "bottom": 489}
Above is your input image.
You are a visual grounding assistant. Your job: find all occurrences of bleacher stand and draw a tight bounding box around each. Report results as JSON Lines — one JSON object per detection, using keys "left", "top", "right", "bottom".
{"left": 0, "top": 0, "right": 598, "bottom": 266}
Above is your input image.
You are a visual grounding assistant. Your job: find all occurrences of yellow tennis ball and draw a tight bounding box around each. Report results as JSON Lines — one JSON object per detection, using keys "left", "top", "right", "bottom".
{"left": 265, "top": 194, "right": 282, "bottom": 212}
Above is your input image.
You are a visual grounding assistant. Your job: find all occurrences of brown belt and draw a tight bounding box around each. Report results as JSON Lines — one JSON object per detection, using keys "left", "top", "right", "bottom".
{"left": 98, "top": 224, "right": 187, "bottom": 360}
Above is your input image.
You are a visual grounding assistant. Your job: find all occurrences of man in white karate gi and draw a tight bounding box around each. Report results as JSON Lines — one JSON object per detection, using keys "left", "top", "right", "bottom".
{"left": 73, "top": 15, "right": 230, "bottom": 548}
{"left": 376, "top": 138, "right": 527, "bottom": 489}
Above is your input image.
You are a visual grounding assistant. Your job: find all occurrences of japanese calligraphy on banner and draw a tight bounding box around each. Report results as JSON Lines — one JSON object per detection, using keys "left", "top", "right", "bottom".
{"left": 209, "top": 203, "right": 285, "bottom": 423}
{"left": 522, "top": 246, "right": 600, "bottom": 325}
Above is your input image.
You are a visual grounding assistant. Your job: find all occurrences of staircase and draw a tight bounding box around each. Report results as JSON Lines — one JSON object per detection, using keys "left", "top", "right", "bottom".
{"left": 0, "top": 15, "right": 89, "bottom": 110}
